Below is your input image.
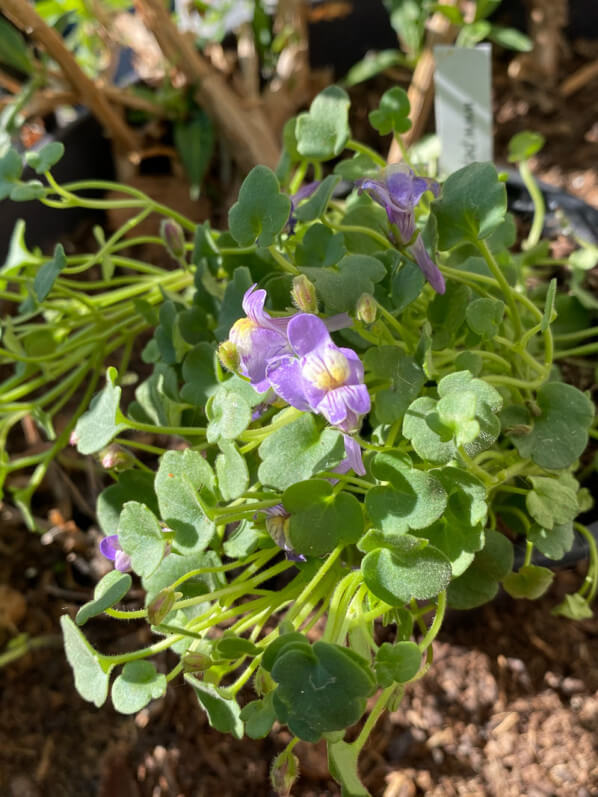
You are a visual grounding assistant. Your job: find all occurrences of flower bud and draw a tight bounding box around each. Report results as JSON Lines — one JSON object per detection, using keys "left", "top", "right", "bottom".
{"left": 356, "top": 292, "right": 377, "bottom": 324}
{"left": 182, "top": 649, "right": 212, "bottom": 673}
{"left": 218, "top": 340, "right": 240, "bottom": 372}
{"left": 69, "top": 430, "right": 79, "bottom": 447}
{"left": 147, "top": 587, "right": 176, "bottom": 626}
{"left": 270, "top": 749, "right": 299, "bottom": 796}
{"left": 160, "top": 219, "right": 186, "bottom": 260}
{"left": 100, "top": 445, "right": 132, "bottom": 471}
{"left": 291, "top": 274, "right": 318, "bottom": 313}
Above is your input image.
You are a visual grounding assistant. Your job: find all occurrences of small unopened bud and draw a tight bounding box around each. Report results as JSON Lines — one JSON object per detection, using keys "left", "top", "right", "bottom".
{"left": 160, "top": 219, "right": 186, "bottom": 261}
{"left": 270, "top": 749, "right": 299, "bottom": 796}
{"left": 291, "top": 274, "right": 318, "bottom": 313}
{"left": 69, "top": 430, "right": 79, "bottom": 447}
{"left": 182, "top": 649, "right": 212, "bottom": 673}
{"left": 218, "top": 340, "right": 240, "bottom": 372}
{"left": 100, "top": 445, "right": 131, "bottom": 471}
{"left": 147, "top": 587, "right": 176, "bottom": 626}
{"left": 254, "top": 666, "right": 275, "bottom": 697}
{"left": 506, "top": 424, "right": 532, "bottom": 437}
{"left": 356, "top": 292, "right": 377, "bottom": 324}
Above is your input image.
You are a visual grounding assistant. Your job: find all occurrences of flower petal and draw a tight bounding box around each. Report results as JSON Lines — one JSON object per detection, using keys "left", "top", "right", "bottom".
{"left": 99, "top": 534, "right": 120, "bottom": 562}
{"left": 287, "top": 313, "right": 331, "bottom": 356}
{"left": 410, "top": 234, "right": 446, "bottom": 294}
{"left": 266, "top": 355, "right": 311, "bottom": 411}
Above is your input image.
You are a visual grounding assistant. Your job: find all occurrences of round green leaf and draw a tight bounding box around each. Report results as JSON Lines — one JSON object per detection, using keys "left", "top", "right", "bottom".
{"left": 465, "top": 297, "right": 505, "bottom": 338}
{"left": 228, "top": 165, "right": 291, "bottom": 247}
{"left": 118, "top": 501, "right": 166, "bottom": 578}
{"left": 369, "top": 86, "right": 412, "bottom": 135}
{"left": 76, "top": 570, "right": 132, "bottom": 627}
{"left": 111, "top": 661, "right": 167, "bottom": 714}
{"left": 503, "top": 564, "right": 554, "bottom": 600}
{"left": 362, "top": 536, "right": 452, "bottom": 605}
{"left": 207, "top": 387, "right": 251, "bottom": 443}
{"left": 375, "top": 641, "right": 421, "bottom": 686}
{"left": 74, "top": 367, "right": 125, "bottom": 455}
{"left": 25, "top": 141, "right": 65, "bottom": 173}
{"left": 61, "top": 615, "right": 111, "bottom": 707}
{"left": 447, "top": 528, "right": 513, "bottom": 609}
{"left": 295, "top": 86, "right": 351, "bottom": 161}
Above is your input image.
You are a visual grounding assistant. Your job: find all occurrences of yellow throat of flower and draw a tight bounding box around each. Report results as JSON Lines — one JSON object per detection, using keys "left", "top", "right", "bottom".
{"left": 304, "top": 349, "right": 350, "bottom": 390}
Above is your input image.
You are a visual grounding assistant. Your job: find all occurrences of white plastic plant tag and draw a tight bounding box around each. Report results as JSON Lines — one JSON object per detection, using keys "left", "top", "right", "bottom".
{"left": 433, "top": 44, "right": 493, "bottom": 175}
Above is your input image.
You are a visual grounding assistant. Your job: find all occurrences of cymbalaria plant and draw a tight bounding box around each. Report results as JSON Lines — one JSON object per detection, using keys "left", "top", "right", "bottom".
{"left": 1, "top": 86, "right": 597, "bottom": 794}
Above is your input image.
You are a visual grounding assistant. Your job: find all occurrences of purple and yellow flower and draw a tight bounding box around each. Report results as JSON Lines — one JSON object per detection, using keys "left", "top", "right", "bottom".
{"left": 358, "top": 164, "right": 445, "bottom": 294}
{"left": 99, "top": 534, "right": 131, "bottom": 573}
{"left": 228, "top": 284, "right": 291, "bottom": 393}
{"left": 266, "top": 314, "right": 370, "bottom": 434}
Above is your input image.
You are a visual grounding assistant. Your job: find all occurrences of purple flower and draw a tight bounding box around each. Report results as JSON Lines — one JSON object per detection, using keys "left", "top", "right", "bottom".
{"left": 358, "top": 164, "right": 445, "bottom": 294}
{"left": 335, "top": 435, "right": 366, "bottom": 476}
{"left": 264, "top": 505, "right": 306, "bottom": 562}
{"left": 228, "top": 284, "right": 291, "bottom": 392}
{"left": 266, "top": 314, "right": 370, "bottom": 434}
{"left": 99, "top": 534, "right": 131, "bottom": 572}
{"left": 287, "top": 181, "right": 320, "bottom": 235}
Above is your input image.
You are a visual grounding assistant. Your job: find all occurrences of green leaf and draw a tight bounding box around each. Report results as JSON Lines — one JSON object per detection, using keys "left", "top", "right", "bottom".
{"left": 432, "top": 162, "right": 507, "bottom": 249}
{"left": 143, "top": 550, "right": 223, "bottom": 606}
{"left": 503, "top": 564, "right": 554, "bottom": 599}
{"left": 270, "top": 641, "right": 375, "bottom": 742}
{"left": 568, "top": 245, "right": 598, "bottom": 272}
{"left": 206, "top": 386, "right": 251, "bottom": 443}
{"left": 25, "top": 141, "right": 65, "bottom": 174}
{"left": 369, "top": 86, "right": 411, "bottom": 135}
{"left": 76, "top": 570, "right": 132, "bottom": 626}
{"left": 33, "top": 243, "right": 66, "bottom": 302}
{"left": 391, "top": 260, "right": 426, "bottom": 313}
{"left": 294, "top": 174, "right": 341, "bottom": 223}
{"left": 375, "top": 641, "right": 421, "bottom": 687}
{"left": 333, "top": 152, "right": 379, "bottom": 181}
{"left": 436, "top": 391, "right": 479, "bottom": 446}
{"left": 240, "top": 693, "right": 276, "bottom": 739}
{"left": 513, "top": 382, "right": 594, "bottom": 470}
{"left": 180, "top": 343, "right": 219, "bottom": 408}
{"left": 118, "top": 501, "right": 166, "bottom": 578}
{"left": 258, "top": 413, "right": 344, "bottom": 490}
{"left": 507, "top": 131, "right": 545, "bottom": 163}
{"left": 489, "top": 24, "right": 533, "bottom": 52}
{"left": 528, "top": 521, "right": 574, "bottom": 560}
{"left": 0, "top": 17, "right": 33, "bottom": 74}
{"left": 10, "top": 181, "right": 45, "bottom": 201}
{"left": 174, "top": 111, "right": 214, "bottom": 199}
{"left": 541, "top": 278, "right": 557, "bottom": 332}
{"left": 365, "top": 348, "right": 425, "bottom": 425}
{"left": 552, "top": 593, "right": 594, "bottom": 620}
{"left": 342, "top": 48, "right": 404, "bottom": 88}
{"left": 216, "top": 441, "right": 249, "bottom": 501}
{"left": 97, "top": 471, "right": 158, "bottom": 536}
{"left": 154, "top": 449, "right": 216, "bottom": 554}
{"left": 428, "top": 282, "right": 471, "bottom": 349}
{"left": 228, "top": 165, "right": 291, "bottom": 247}
{"left": 283, "top": 479, "right": 364, "bottom": 557}
{"left": 0, "top": 148, "right": 22, "bottom": 199}
{"left": 432, "top": 3, "right": 465, "bottom": 23}
{"left": 61, "top": 615, "right": 111, "bottom": 707}
{"left": 365, "top": 453, "right": 447, "bottom": 535}
{"left": 302, "top": 254, "right": 386, "bottom": 314}
{"left": 295, "top": 86, "right": 351, "bottom": 161}
{"left": 456, "top": 20, "right": 491, "bottom": 47}
{"left": 214, "top": 636, "right": 261, "bottom": 660}
{"left": 0, "top": 149, "right": 23, "bottom": 199}
{"left": 328, "top": 740, "right": 370, "bottom": 797}
{"left": 466, "top": 297, "right": 505, "bottom": 338}
{"left": 111, "top": 661, "right": 167, "bottom": 714}
{"left": 447, "top": 529, "right": 513, "bottom": 609}
{"left": 402, "top": 396, "right": 456, "bottom": 464}
{"left": 362, "top": 535, "right": 452, "bottom": 605}
{"left": 295, "top": 224, "right": 346, "bottom": 269}
{"left": 525, "top": 476, "right": 579, "bottom": 529}
{"left": 74, "top": 367, "right": 126, "bottom": 455}
{"left": 187, "top": 675, "right": 244, "bottom": 738}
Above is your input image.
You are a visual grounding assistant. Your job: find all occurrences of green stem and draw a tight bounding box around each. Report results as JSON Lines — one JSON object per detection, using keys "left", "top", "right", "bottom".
{"left": 285, "top": 546, "right": 344, "bottom": 623}
{"left": 476, "top": 239, "right": 523, "bottom": 339}
{"left": 575, "top": 523, "right": 598, "bottom": 604}
{"left": 417, "top": 591, "right": 446, "bottom": 652}
{"left": 351, "top": 686, "right": 398, "bottom": 754}
{"left": 345, "top": 139, "right": 387, "bottom": 168}
{"left": 519, "top": 160, "right": 546, "bottom": 250}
